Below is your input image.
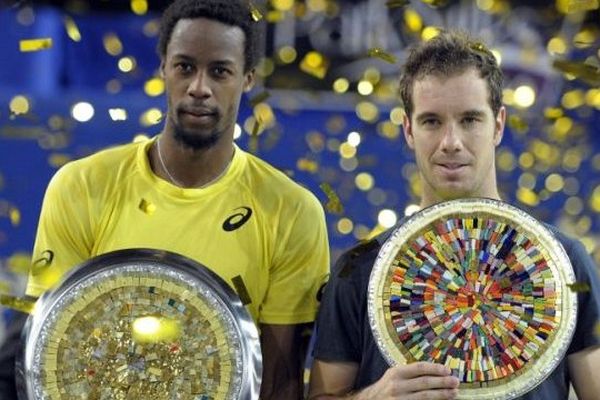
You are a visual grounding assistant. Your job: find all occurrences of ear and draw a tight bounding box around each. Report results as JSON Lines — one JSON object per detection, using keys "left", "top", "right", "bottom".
{"left": 160, "top": 60, "right": 166, "bottom": 79}
{"left": 403, "top": 112, "right": 415, "bottom": 150}
{"left": 243, "top": 68, "right": 256, "bottom": 93}
{"left": 493, "top": 106, "right": 506, "bottom": 146}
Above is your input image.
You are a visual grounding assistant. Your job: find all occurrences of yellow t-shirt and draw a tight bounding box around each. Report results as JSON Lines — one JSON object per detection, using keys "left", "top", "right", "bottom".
{"left": 27, "top": 138, "right": 330, "bottom": 325}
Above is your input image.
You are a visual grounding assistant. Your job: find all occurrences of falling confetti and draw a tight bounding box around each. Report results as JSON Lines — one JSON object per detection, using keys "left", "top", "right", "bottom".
{"left": 566, "top": 0, "right": 599, "bottom": 13}
{"left": 231, "top": 275, "right": 252, "bottom": 305}
{"left": 138, "top": 199, "right": 156, "bottom": 215}
{"left": 567, "top": 282, "right": 591, "bottom": 292}
{"left": 250, "top": 2, "right": 263, "bottom": 21}
{"left": 0, "top": 295, "right": 36, "bottom": 314}
{"left": 249, "top": 91, "right": 271, "bottom": 107}
{"left": 19, "top": 38, "right": 53, "bottom": 52}
{"left": 367, "top": 48, "right": 397, "bottom": 64}
{"left": 552, "top": 59, "right": 600, "bottom": 85}
{"left": 63, "top": 16, "right": 81, "bottom": 42}
{"left": 320, "top": 182, "right": 344, "bottom": 214}
{"left": 385, "top": 0, "right": 411, "bottom": 8}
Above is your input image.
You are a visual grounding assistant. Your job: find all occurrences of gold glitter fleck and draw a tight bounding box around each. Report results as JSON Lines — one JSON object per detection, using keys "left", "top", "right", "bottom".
{"left": 19, "top": 38, "right": 52, "bottom": 52}
{"left": 367, "top": 47, "right": 397, "bottom": 64}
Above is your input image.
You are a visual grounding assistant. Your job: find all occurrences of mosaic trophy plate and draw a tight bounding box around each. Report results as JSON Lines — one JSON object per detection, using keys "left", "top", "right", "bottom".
{"left": 368, "top": 198, "right": 577, "bottom": 399}
{"left": 19, "top": 249, "right": 261, "bottom": 400}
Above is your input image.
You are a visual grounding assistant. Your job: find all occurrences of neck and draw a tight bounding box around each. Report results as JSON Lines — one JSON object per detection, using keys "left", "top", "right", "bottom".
{"left": 151, "top": 132, "right": 235, "bottom": 188}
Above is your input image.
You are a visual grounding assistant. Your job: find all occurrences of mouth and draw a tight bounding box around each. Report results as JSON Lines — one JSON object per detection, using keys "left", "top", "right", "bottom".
{"left": 179, "top": 108, "right": 218, "bottom": 124}
{"left": 436, "top": 163, "right": 468, "bottom": 172}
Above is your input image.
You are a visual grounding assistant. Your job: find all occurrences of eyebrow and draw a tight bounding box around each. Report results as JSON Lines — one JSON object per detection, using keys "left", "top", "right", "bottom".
{"left": 415, "top": 109, "right": 487, "bottom": 123}
{"left": 171, "top": 53, "right": 237, "bottom": 66}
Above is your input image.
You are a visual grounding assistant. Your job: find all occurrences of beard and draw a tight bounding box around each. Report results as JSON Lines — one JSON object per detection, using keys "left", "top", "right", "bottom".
{"left": 171, "top": 110, "right": 223, "bottom": 151}
{"left": 173, "top": 124, "right": 221, "bottom": 150}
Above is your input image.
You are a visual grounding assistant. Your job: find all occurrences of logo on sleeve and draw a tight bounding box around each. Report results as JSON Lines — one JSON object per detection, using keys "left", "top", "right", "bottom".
{"left": 222, "top": 207, "right": 253, "bottom": 232}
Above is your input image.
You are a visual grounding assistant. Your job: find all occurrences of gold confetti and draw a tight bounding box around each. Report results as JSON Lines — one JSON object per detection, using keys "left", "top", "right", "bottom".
{"left": 231, "top": 275, "right": 252, "bottom": 305}
{"left": 553, "top": 59, "right": 600, "bottom": 85}
{"left": 421, "top": 0, "right": 449, "bottom": 7}
{"left": 300, "top": 51, "right": 329, "bottom": 79}
{"left": 297, "top": 158, "right": 319, "bottom": 173}
{"left": 0, "top": 281, "right": 10, "bottom": 294}
{"left": 249, "top": 91, "right": 271, "bottom": 107}
{"left": 138, "top": 199, "right": 156, "bottom": 215}
{"left": 320, "top": 183, "right": 344, "bottom": 214}
{"left": 567, "top": 282, "right": 591, "bottom": 292}
{"left": 367, "top": 48, "right": 397, "bottom": 64}
{"left": 386, "top": 0, "right": 410, "bottom": 8}
{"left": 19, "top": 38, "right": 53, "bottom": 52}
{"left": 566, "top": 0, "right": 599, "bottom": 13}
{"left": 250, "top": 2, "right": 263, "bottom": 21}
{"left": 7, "top": 252, "right": 31, "bottom": 275}
{"left": 63, "top": 16, "right": 81, "bottom": 42}
{"left": 0, "top": 295, "right": 36, "bottom": 314}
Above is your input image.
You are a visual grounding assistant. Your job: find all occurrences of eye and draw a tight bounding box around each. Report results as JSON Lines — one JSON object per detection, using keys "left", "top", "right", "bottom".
{"left": 461, "top": 116, "right": 480, "bottom": 126}
{"left": 211, "top": 66, "right": 232, "bottom": 78}
{"left": 421, "top": 118, "right": 440, "bottom": 127}
{"left": 174, "top": 62, "right": 193, "bottom": 75}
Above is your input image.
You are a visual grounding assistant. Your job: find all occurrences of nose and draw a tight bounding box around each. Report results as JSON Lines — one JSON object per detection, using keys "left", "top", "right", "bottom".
{"left": 440, "top": 122, "right": 463, "bottom": 153}
{"left": 187, "top": 71, "right": 212, "bottom": 99}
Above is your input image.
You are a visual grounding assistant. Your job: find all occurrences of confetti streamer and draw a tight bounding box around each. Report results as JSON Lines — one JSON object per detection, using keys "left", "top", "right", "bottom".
{"left": 385, "top": 0, "right": 411, "bottom": 8}
{"left": 367, "top": 48, "right": 397, "bottom": 64}
{"left": 297, "top": 158, "right": 319, "bottom": 173}
{"left": 421, "top": 0, "right": 449, "bottom": 7}
{"left": 567, "top": 282, "right": 591, "bottom": 292}
{"left": 19, "top": 38, "right": 53, "bottom": 52}
{"left": 566, "top": 0, "right": 599, "bottom": 13}
{"left": 553, "top": 59, "right": 600, "bottom": 85}
{"left": 231, "top": 275, "right": 252, "bottom": 305}
{"left": 250, "top": 2, "right": 263, "bottom": 21}
{"left": 63, "top": 16, "right": 81, "bottom": 42}
{"left": 0, "top": 295, "right": 36, "bottom": 314}
{"left": 320, "top": 183, "right": 344, "bottom": 214}
{"left": 249, "top": 91, "right": 271, "bottom": 107}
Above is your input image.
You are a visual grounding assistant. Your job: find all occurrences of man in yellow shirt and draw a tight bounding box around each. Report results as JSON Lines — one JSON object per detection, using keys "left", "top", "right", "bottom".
{"left": 0, "top": 1, "right": 329, "bottom": 399}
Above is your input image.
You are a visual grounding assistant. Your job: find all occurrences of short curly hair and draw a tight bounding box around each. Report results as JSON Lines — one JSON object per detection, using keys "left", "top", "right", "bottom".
{"left": 399, "top": 30, "right": 504, "bottom": 120}
{"left": 157, "top": 0, "right": 262, "bottom": 72}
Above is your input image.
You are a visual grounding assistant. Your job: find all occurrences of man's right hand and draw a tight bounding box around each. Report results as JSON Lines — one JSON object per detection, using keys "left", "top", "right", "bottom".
{"left": 353, "top": 362, "right": 460, "bottom": 400}
{"left": 309, "top": 360, "right": 460, "bottom": 400}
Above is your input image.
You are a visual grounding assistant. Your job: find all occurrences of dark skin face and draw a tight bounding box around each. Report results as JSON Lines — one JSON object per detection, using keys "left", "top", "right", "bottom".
{"left": 160, "top": 17, "right": 254, "bottom": 151}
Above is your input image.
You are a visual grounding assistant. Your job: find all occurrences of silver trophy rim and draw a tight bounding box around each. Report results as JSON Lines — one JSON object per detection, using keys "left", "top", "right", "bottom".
{"left": 18, "top": 248, "right": 262, "bottom": 400}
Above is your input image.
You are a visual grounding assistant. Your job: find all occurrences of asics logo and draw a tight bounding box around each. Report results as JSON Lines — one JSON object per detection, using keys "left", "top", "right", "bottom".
{"left": 222, "top": 207, "right": 253, "bottom": 231}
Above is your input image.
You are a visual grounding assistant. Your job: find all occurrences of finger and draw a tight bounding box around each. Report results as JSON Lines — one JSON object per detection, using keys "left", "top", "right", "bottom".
{"left": 408, "top": 375, "right": 460, "bottom": 392}
{"left": 406, "top": 387, "right": 459, "bottom": 400}
{"left": 392, "top": 362, "right": 454, "bottom": 379}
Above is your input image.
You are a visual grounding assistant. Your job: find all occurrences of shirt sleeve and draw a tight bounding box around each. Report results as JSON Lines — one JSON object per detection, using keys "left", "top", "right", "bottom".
{"left": 26, "top": 163, "right": 95, "bottom": 297}
{"left": 563, "top": 237, "right": 600, "bottom": 354}
{"left": 258, "top": 190, "right": 330, "bottom": 325}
